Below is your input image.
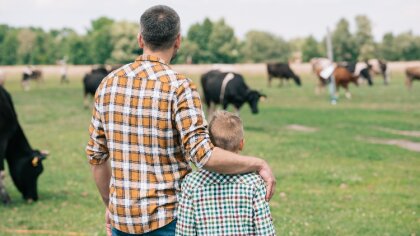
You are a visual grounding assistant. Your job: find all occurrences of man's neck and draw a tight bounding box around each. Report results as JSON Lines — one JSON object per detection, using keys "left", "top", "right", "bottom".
{"left": 142, "top": 48, "right": 173, "bottom": 64}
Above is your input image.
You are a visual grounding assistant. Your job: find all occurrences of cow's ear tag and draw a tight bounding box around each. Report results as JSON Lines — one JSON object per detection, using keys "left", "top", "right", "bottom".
{"left": 260, "top": 96, "right": 266, "bottom": 102}
{"left": 32, "top": 157, "right": 39, "bottom": 167}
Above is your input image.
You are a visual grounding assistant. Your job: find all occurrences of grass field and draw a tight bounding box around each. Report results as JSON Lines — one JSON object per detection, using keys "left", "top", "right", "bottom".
{"left": 0, "top": 70, "right": 419, "bottom": 236}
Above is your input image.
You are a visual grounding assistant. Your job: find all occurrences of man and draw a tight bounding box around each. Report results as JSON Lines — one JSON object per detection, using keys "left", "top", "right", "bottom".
{"left": 86, "top": 5, "right": 275, "bottom": 236}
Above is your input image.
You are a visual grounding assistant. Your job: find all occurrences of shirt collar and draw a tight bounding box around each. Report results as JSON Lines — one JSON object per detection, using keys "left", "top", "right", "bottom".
{"left": 135, "top": 54, "right": 169, "bottom": 66}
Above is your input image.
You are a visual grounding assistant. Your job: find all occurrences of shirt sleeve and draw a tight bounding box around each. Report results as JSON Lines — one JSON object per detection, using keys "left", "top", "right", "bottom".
{"left": 173, "top": 79, "right": 213, "bottom": 168}
{"left": 86, "top": 85, "right": 109, "bottom": 165}
{"left": 175, "top": 182, "right": 196, "bottom": 236}
{"left": 253, "top": 183, "right": 276, "bottom": 236}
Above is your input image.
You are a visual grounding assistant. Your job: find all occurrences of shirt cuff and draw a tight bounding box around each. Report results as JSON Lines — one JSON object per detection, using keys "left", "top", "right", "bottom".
{"left": 195, "top": 146, "right": 213, "bottom": 169}
{"left": 88, "top": 154, "right": 109, "bottom": 165}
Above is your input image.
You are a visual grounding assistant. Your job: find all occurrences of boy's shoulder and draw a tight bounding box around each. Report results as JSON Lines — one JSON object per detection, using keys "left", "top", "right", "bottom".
{"left": 182, "top": 170, "right": 264, "bottom": 190}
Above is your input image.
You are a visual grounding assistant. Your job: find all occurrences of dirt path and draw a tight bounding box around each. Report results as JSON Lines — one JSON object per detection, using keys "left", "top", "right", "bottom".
{"left": 286, "top": 124, "right": 318, "bottom": 132}
{"left": 375, "top": 126, "right": 420, "bottom": 138}
{"left": 357, "top": 136, "right": 420, "bottom": 152}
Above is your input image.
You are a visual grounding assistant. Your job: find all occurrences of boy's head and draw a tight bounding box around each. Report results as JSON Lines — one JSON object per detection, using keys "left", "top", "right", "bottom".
{"left": 208, "top": 111, "right": 244, "bottom": 153}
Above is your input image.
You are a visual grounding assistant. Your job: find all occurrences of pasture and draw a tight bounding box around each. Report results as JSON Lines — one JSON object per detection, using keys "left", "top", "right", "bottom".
{"left": 0, "top": 68, "right": 419, "bottom": 236}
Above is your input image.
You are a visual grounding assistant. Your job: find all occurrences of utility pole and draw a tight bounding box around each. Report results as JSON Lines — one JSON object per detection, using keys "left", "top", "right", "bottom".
{"left": 326, "top": 27, "right": 337, "bottom": 105}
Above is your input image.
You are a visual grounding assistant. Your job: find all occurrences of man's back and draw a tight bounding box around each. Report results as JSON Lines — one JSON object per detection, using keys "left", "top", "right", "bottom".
{"left": 87, "top": 55, "right": 213, "bottom": 234}
{"left": 176, "top": 169, "right": 275, "bottom": 236}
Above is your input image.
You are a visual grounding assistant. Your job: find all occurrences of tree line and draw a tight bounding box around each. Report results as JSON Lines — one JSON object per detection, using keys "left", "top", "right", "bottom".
{"left": 0, "top": 15, "right": 419, "bottom": 65}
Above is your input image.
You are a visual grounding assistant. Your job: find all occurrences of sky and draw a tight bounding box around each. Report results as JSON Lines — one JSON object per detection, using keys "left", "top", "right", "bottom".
{"left": 0, "top": 0, "right": 419, "bottom": 41}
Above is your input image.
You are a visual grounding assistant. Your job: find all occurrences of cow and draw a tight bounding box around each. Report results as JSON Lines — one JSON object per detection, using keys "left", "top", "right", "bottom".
{"left": 405, "top": 66, "right": 420, "bottom": 90}
{"left": 339, "top": 61, "right": 373, "bottom": 86}
{"left": 83, "top": 67, "right": 109, "bottom": 108}
{"left": 368, "top": 59, "right": 390, "bottom": 85}
{"left": 201, "top": 70, "right": 266, "bottom": 118}
{"left": 22, "top": 67, "right": 43, "bottom": 91}
{"left": 333, "top": 66, "right": 359, "bottom": 99}
{"left": 311, "top": 57, "right": 333, "bottom": 94}
{"left": 0, "top": 85, "right": 48, "bottom": 204}
{"left": 267, "top": 63, "right": 301, "bottom": 87}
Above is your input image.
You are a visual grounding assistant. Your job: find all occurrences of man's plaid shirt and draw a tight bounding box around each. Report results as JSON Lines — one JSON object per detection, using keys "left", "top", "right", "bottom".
{"left": 176, "top": 169, "right": 275, "bottom": 235}
{"left": 86, "top": 55, "right": 213, "bottom": 234}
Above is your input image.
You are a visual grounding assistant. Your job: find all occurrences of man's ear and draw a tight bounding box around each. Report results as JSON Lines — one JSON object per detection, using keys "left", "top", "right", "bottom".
{"left": 174, "top": 34, "right": 181, "bottom": 50}
{"left": 138, "top": 33, "right": 144, "bottom": 49}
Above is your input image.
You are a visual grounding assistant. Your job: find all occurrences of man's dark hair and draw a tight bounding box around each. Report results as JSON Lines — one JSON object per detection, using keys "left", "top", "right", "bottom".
{"left": 140, "top": 5, "right": 180, "bottom": 51}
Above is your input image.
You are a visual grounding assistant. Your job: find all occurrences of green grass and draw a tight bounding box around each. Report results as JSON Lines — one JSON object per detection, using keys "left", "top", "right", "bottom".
{"left": 0, "top": 71, "right": 419, "bottom": 236}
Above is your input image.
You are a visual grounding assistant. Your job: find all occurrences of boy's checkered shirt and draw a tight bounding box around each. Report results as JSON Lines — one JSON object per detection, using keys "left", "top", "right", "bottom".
{"left": 176, "top": 169, "right": 276, "bottom": 235}
{"left": 86, "top": 55, "right": 213, "bottom": 234}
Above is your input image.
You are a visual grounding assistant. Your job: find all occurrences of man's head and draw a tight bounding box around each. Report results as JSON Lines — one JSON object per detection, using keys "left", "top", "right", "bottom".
{"left": 139, "top": 5, "right": 180, "bottom": 52}
{"left": 208, "top": 111, "right": 244, "bottom": 153}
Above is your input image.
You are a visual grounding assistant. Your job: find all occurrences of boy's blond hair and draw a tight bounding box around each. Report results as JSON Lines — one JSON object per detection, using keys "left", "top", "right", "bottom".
{"left": 208, "top": 111, "right": 243, "bottom": 152}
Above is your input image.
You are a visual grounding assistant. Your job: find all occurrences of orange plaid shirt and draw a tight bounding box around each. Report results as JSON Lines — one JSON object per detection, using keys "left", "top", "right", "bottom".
{"left": 86, "top": 55, "right": 214, "bottom": 234}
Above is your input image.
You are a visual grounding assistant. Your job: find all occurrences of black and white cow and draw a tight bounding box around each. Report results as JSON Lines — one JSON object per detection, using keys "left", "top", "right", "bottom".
{"left": 200, "top": 70, "right": 266, "bottom": 117}
{"left": 21, "top": 68, "right": 43, "bottom": 91}
{"left": 267, "top": 63, "right": 302, "bottom": 87}
{"left": 0, "top": 85, "right": 47, "bottom": 204}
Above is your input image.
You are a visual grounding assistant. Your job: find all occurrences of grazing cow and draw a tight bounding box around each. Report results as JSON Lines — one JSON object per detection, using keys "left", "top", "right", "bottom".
{"left": 310, "top": 57, "right": 333, "bottom": 94}
{"left": 0, "top": 85, "right": 47, "bottom": 204}
{"left": 22, "top": 68, "right": 43, "bottom": 91}
{"left": 368, "top": 59, "right": 390, "bottom": 85}
{"left": 340, "top": 61, "right": 373, "bottom": 86}
{"left": 333, "top": 66, "right": 359, "bottom": 99}
{"left": 267, "top": 63, "right": 302, "bottom": 87}
{"left": 82, "top": 67, "right": 109, "bottom": 108}
{"left": 201, "top": 70, "right": 266, "bottom": 117}
{"left": 405, "top": 66, "right": 420, "bottom": 90}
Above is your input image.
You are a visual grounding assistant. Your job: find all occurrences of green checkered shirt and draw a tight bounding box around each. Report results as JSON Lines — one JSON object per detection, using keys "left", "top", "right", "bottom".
{"left": 176, "top": 169, "right": 275, "bottom": 235}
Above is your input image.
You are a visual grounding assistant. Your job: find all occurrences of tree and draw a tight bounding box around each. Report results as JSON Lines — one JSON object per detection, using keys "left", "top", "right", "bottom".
{"left": 240, "top": 30, "right": 290, "bottom": 63}
{"left": 187, "top": 18, "right": 213, "bottom": 63}
{"left": 208, "top": 19, "right": 238, "bottom": 63}
{"left": 108, "top": 21, "right": 140, "bottom": 64}
{"left": 0, "top": 29, "right": 19, "bottom": 65}
{"left": 379, "top": 33, "right": 398, "bottom": 60}
{"left": 355, "top": 15, "right": 375, "bottom": 60}
{"left": 332, "top": 18, "right": 357, "bottom": 61}
{"left": 301, "top": 36, "right": 323, "bottom": 62}
{"left": 68, "top": 34, "right": 91, "bottom": 65}
{"left": 172, "top": 38, "right": 200, "bottom": 64}
{"left": 88, "top": 17, "right": 114, "bottom": 64}
{"left": 394, "top": 32, "right": 420, "bottom": 60}
{"left": 17, "top": 28, "right": 37, "bottom": 64}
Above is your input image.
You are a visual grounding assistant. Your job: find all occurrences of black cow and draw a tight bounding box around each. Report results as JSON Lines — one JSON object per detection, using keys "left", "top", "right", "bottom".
{"left": 83, "top": 67, "right": 109, "bottom": 108}
{"left": 267, "top": 63, "right": 302, "bottom": 87}
{"left": 0, "top": 86, "right": 47, "bottom": 204}
{"left": 201, "top": 70, "right": 266, "bottom": 116}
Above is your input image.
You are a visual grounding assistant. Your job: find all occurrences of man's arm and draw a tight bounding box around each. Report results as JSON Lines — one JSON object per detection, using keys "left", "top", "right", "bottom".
{"left": 203, "top": 147, "right": 276, "bottom": 201}
{"left": 86, "top": 83, "right": 111, "bottom": 206}
{"left": 91, "top": 160, "right": 111, "bottom": 206}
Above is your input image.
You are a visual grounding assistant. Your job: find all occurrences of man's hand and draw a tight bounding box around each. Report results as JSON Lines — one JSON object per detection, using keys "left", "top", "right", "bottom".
{"left": 105, "top": 208, "right": 112, "bottom": 236}
{"left": 258, "top": 161, "right": 276, "bottom": 201}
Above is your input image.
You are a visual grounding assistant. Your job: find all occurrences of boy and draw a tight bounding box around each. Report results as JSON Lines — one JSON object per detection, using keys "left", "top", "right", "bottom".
{"left": 176, "top": 111, "right": 275, "bottom": 235}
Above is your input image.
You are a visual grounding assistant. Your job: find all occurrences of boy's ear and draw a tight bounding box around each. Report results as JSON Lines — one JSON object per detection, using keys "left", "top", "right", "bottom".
{"left": 239, "top": 139, "right": 244, "bottom": 151}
